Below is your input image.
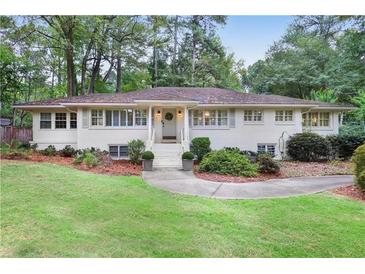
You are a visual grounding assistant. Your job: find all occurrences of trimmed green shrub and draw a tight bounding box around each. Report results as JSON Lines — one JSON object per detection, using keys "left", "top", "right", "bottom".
{"left": 191, "top": 137, "right": 211, "bottom": 161}
{"left": 60, "top": 145, "right": 76, "bottom": 157}
{"left": 83, "top": 152, "right": 99, "bottom": 167}
{"left": 128, "top": 139, "right": 145, "bottom": 164}
{"left": 182, "top": 151, "right": 194, "bottom": 160}
{"left": 199, "top": 149, "right": 258, "bottom": 177}
{"left": 257, "top": 154, "right": 280, "bottom": 174}
{"left": 41, "top": 145, "right": 57, "bottom": 156}
{"left": 352, "top": 144, "right": 365, "bottom": 191}
{"left": 142, "top": 151, "right": 154, "bottom": 160}
{"left": 287, "top": 132, "right": 330, "bottom": 162}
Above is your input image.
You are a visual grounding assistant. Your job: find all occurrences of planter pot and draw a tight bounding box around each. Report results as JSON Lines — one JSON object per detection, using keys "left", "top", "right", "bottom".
{"left": 182, "top": 159, "right": 194, "bottom": 171}
{"left": 143, "top": 159, "right": 153, "bottom": 171}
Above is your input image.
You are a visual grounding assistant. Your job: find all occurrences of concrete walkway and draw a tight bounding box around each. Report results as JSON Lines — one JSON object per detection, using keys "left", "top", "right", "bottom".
{"left": 142, "top": 168, "right": 354, "bottom": 199}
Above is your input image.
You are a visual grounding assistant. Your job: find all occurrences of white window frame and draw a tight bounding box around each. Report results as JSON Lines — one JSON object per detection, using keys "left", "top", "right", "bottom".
{"left": 108, "top": 144, "right": 129, "bottom": 159}
{"left": 302, "top": 111, "right": 331, "bottom": 129}
{"left": 192, "top": 109, "right": 228, "bottom": 128}
{"left": 243, "top": 109, "right": 264, "bottom": 124}
{"left": 91, "top": 109, "right": 104, "bottom": 127}
{"left": 275, "top": 110, "right": 294, "bottom": 124}
{"left": 40, "top": 112, "right": 52, "bottom": 129}
{"left": 55, "top": 112, "right": 67, "bottom": 129}
{"left": 70, "top": 112, "right": 77, "bottom": 129}
{"left": 257, "top": 143, "right": 276, "bottom": 156}
{"left": 135, "top": 109, "right": 147, "bottom": 127}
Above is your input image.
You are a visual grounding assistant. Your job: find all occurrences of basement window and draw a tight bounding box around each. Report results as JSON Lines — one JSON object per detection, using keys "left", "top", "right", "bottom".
{"left": 257, "top": 144, "right": 276, "bottom": 157}
{"left": 109, "top": 145, "right": 129, "bottom": 159}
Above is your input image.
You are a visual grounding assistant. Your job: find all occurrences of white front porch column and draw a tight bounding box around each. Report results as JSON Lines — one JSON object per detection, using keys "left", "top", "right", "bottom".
{"left": 184, "top": 106, "right": 189, "bottom": 142}
{"left": 148, "top": 105, "right": 152, "bottom": 140}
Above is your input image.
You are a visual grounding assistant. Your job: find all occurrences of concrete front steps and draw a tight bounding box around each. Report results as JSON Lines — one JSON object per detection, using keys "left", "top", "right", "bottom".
{"left": 152, "top": 143, "right": 182, "bottom": 168}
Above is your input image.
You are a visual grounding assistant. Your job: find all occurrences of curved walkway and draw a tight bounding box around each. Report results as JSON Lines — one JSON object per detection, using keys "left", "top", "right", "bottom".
{"left": 142, "top": 168, "right": 354, "bottom": 199}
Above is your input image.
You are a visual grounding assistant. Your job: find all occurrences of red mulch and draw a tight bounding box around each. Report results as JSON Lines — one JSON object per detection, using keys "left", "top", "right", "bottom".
{"left": 195, "top": 170, "right": 285, "bottom": 183}
{"left": 194, "top": 161, "right": 353, "bottom": 184}
{"left": 1, "top": 153, "right": 142, "bottom": 176}
{"left": 333, "top": 185, "right": 365, "bottom": 202}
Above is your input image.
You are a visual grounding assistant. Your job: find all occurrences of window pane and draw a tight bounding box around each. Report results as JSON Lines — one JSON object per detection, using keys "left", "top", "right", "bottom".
{"left": 267, "top": 145, "right": 275, "bottom": 156}
{"left": 135, "top": 109, "right": 146, "bottom": 126}
{"left": 106, "top": 111, "right": 112, "bottom": 126}
{"left": 311, "top": 112, "right": 318, "bottom": 127}
{"left": 257, "top": 145, "right": 266, "bottom": 153}
{"left": 120, "top": 110, "right": 126, "bottom": 126}
{"left": 127, "top": 109, "right": 133, "bottom": 126}
{"left": 193, "top": 110, "right": 203, "bottom": 126}
{"left": 320, "top": 112, "right": 329, "bottom": 127}
{"left": 70, "top": 113, "right": 77, "bottom": 129}
{"left": 285, "top": 110, "right": 293, "bottom": 121}
{"left": 119, "top": 145, "right": 128, "bottom": 157}
{"left": 275, "top": 111, "right": 284, "bottom": 121}
{"left": 253, "top": 110, "right": 262, "bottom": 121}
{"left": 244, "top": 110, "right": 252, "bottom": 121}
{"left": 55, "top": 113, "right": 66, "bottom": 129}
{"left": 40, "top": 113, "right": 52, "bottom": 129}
{"left": 109, "top": 146, "right": 119, "bottom": 158}
{"left": 113, "top": 110, "right": 120, "bottom": 126}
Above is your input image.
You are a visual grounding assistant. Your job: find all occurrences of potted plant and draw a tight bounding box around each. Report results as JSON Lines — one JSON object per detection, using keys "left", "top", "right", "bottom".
{"left": 142, "top": 151, "right": 154, "bottom": 171}
{"left": 182, "top": 151, "right": 194, "bottom": 171}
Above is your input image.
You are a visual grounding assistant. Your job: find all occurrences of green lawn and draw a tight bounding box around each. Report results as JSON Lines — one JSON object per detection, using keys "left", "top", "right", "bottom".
{"left": 1, "top": 160, "right": 365, "bottom": 258}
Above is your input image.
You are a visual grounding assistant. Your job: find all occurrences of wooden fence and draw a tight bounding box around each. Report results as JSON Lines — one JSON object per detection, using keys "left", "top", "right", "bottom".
{"left": 0, "top": 126, "right": 32, "bottom": 144}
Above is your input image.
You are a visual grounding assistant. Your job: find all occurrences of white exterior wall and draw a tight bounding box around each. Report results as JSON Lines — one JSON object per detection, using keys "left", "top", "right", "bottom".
{"left": 30, "top": 106, "right": 341, "bottom": 154}
{"left": 31, "top": 110, "right": 77, "bottom": 150}
{"left": 189, "top": 108, "right": 302, "bottom": 153}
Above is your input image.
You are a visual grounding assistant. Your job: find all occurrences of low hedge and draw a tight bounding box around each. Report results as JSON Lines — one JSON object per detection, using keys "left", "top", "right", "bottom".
{"left": 326, "top": 134, "right": 365, "bottom": 160}
{"left": 352, "top": 143, "right": 365, "bottom": 191}
{"left": 199, "top": 149, "right": 257, "bottom": 177}
{"left": 142, "top": 151, "right": 154, "bottom": 160}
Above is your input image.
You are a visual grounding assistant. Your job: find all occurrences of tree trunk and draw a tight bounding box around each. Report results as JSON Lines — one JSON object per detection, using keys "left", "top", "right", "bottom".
{"left": 57, "top": 56, "right": 62, "bottom": 84}
{"left": 153, "top": 46, "right": 158, "bottom": 88}
{"left": 103, "top": 58, "right": 114, "bottom": 83}
{"left": 115, "top": 56, "right": 122, "bottom": 93}
{"left": 191, "top": 16, "right": 200, "bottom": 86}
{"left": 88, "top": 50, "right": 102, "bottom": 94}
{"left": 172, "top": 16, "right": 178, "bottom": 77}
{"left": 81, "top": 28, "right": 97, "bottom": 95}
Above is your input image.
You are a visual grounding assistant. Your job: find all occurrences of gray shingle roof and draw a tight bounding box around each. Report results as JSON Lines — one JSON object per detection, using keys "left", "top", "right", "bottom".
{"left": 13, "top": 87, "right": 353, "bottom": 108}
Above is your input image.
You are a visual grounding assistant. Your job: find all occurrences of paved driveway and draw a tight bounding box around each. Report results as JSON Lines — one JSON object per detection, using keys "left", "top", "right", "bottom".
{"left": 142, "top": 168, "right": 354, "bottom": 199}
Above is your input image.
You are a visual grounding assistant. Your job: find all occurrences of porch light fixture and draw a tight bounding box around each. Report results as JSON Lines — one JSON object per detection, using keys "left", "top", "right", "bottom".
{"left": 204, "top": 111, "right": 210, "bottom": 117}
{"left": 156, "top": 110, "right": 161, "bottom": 116}
{"left": 178, "top": 110, "right": 182, "bottom": 116}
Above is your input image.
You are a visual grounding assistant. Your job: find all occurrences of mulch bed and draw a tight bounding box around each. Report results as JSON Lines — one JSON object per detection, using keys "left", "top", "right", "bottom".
{"left": 1, "top": 153, "right": 142, "bottom": 176}
{"left": 333, "top": 185, "right": 365, "bottom": 202}
{"left": 195, "top": 169, "right": 285, "bottom": 183}
{"left": 194, "top": 161, "right": 353, "bottom": 184}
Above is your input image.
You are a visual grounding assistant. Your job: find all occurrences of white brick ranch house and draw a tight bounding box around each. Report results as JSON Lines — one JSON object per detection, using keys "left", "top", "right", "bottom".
{"left": 14, "top": 87, "right": 353, "bottom": 166}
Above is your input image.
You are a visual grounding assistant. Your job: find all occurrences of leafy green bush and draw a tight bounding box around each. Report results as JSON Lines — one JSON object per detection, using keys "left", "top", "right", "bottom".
{"left": 40, "top": 145, "right": 57, "bottom": 156}
{"left": 128, "top": 139, "right": 145, "bottom": 164}
{"left": 142, "top": 151, "right": 154, "bottom": 160}
{"left": 60, "top": 145, "right": 76, "bottom": 157}
{"left": 326, "top": 134, "right": 365, "bottom": 160}
{"left": 352, "top": 144, "right": 365, "bottom": 191}
{"left": 73, "top": 147, "right": 109, "bottom": 167}
{"left": 224, "top": 147, "right": 258, "bottom": 162}
{"left": 182, "top": 151, "right": 194, "bottom": 160}
{"left": 191, "top": 137, "right": 211, "bottom": 161}
{"left": 199, "top": 149, "right": 258, "bottom": 177}
{"left": 83, "top": 151, "right": 99, "bottom": 167}
{"left": 2, "top": 140, "right": 31, "bottom": 159}
{"left": 257, "top": 154, "right": 280, "bottom": 174}
{"left": 287, "top": 132, "right": 330, "bottom": 162}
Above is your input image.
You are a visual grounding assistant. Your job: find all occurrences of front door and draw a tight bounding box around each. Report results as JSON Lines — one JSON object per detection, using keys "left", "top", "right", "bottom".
{"left": 162, "top": 108, "right": 176, "bottom": 140}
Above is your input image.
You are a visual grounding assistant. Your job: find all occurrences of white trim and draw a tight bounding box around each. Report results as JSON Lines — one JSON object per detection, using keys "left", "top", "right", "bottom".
{"left": 13, "top": 105, "right": 66, "bottom": 109}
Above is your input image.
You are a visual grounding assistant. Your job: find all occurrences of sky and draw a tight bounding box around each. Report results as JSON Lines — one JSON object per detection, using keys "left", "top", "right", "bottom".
{"left": 218, "top": 16, "right": 294, "bottom": 67}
